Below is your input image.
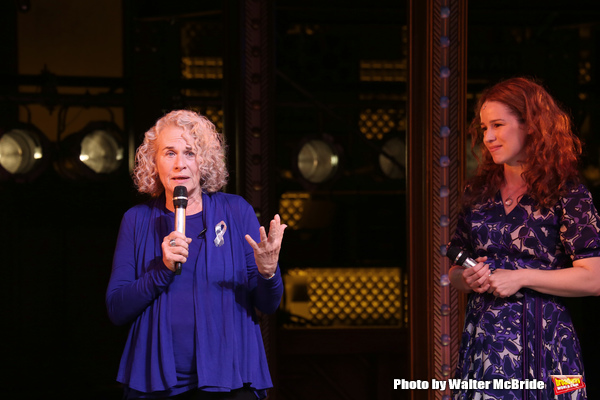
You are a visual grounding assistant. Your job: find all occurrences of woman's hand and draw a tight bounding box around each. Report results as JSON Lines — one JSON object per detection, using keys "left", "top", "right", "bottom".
{"left": 162, "top": 231, "right": 192, "bottom": 272}
{"left": 461, "top": 256, "right": 492, "bottom": 293}
{"left": 245, "top": 214, "right": 287, "bottom": 279}
{"left": 487, "top": 269, "right": 524, "bottom": 298}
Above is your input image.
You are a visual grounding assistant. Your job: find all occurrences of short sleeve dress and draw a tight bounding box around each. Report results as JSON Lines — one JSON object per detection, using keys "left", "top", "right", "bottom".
{"left": 449, "top": 184, "right": 600, "bottom": 400}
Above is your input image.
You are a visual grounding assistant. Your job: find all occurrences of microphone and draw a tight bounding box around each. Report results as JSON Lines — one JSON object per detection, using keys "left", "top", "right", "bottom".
{"left": 446, "top": 246, "right": 477, "bottom": 268}
{"left": 173, "top": 186, "right": 188, "bottom": 275}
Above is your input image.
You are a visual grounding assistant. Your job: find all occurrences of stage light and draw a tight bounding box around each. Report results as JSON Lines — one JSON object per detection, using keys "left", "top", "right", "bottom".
{"left": 295, "top": 136, "right": 342, "bottom": 185}
{"left": 0, "top": 123, "right": 52, "bottom": 182}
{"left": 79, "top": 128, "right": 123, "bottom": 173}
{"left": 55, "top": 121, "right": 124, "bottom": 180}
{"left": 378, "top": 136, "right": 405, "bottom": 179}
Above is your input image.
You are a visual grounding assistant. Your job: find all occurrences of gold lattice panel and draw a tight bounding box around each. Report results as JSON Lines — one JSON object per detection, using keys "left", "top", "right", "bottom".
{"left": 284, "top": 268, "right": 406, "bottom": 327}
{"left": 359, "top": 108, "right": 405, "bottom": 140}
{"left": 278, "top": 192, "right": 309, "bottom": 230}
{"left": 181, "top": 56, "right": 223, "bottom": 80}
{"left": 359, "top": 59, "right": 407, "bottom": 82}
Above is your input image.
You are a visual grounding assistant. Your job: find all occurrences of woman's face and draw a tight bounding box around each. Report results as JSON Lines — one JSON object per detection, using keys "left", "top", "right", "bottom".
{"left": 480, "top": 101, "right": 529, "bottom": 167}
{"left": 155, "top": 125, "right": 201, "bottom": 200}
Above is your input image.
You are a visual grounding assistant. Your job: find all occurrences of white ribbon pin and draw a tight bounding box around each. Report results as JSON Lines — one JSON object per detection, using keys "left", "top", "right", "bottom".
{"left": 214, "top": 221, "right": 227, "bottom": 247}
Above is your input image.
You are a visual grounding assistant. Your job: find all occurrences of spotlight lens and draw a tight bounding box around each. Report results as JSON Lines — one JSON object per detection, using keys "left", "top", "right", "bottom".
{"left": 379, "top": 137, "right": 405, "bottom": 179}
{"left": 297, "top": 139, "right": 339, "bottom": 183}
{"left": 80, "top": 129, "right": 123, "bottom": 173}
{"left": 0, "top": 129, "right": 43, "bottom": 174}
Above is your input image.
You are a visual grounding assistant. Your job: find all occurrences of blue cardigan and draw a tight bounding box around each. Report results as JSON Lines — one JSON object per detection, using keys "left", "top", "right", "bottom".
{"left": 106, "top": 191, "right": 283, "bottom": 398}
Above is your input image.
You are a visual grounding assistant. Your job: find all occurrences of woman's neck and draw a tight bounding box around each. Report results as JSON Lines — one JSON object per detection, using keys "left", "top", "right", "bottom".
{"left": 503, "top": 164, "right": 525, "bottom": 188}
{"left": 185, "top": 194, "right": 203, "bottom": 215}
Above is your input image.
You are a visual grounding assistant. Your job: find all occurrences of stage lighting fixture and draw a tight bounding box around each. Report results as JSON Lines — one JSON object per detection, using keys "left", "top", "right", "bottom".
{"left": 378, "top": 136, "right": 405, "bottom": 179}
{"left": 0, "top": 123, "right": 52, "bottom": 182}
{"left": 55, "top": 121, "right": 124, "bottom": 180}
{"left": 295, "top": 136, "right": 341, "bottom": 184}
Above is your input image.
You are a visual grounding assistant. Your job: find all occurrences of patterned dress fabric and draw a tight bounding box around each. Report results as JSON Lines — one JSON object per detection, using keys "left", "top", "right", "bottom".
{"left": 449, "top": 184, "right": 600, "bottom": 399}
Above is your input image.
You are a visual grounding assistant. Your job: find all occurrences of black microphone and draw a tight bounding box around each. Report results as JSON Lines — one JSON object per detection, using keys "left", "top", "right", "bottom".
{"left": 446, "top": 246, "right": 477, "bottom": 268}
{"left": 173, "top": 186, "right": 188, "bottom": 275}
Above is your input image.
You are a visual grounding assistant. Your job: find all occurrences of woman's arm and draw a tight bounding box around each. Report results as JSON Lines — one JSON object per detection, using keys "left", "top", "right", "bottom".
{"left": 254, "top": 267, "right": 284, "bottom": 314}
{"left": 242, "top": 204, "right": 285, "bottom": 314}
{"left": 448, "top": 206, "right": 494, "bottom": 294}
{"left": 105, "top": 212, "right": 175, "bottom": 326}
{"left": 487, "top": 186, "right": 600, "bottom": 298}
{"left": 488, "top": 258, "right": 600, "bottom": 298}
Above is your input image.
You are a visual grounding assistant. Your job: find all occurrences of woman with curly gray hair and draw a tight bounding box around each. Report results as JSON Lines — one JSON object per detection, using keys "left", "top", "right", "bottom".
{"left": 106, "top": 110, "right": 286, "bottom": 400}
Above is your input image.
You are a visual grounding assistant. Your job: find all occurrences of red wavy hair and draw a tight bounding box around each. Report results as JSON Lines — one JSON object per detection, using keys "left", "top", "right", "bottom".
{"left": 464, "top": 77, "right": 582, "bottom": 209}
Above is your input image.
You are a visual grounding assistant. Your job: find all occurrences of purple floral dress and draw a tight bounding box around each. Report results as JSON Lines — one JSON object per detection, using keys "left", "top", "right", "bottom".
{"left": 450, "top": 184, "right": 600, "bottom": 400}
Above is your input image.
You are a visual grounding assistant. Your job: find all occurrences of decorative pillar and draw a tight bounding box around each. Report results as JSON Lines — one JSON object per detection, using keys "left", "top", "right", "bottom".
{"left": 225, "top": 1, "right": 278, "bottom": 398}
{"left": 408, "top": 0, "right": 468, "bottom": 399}
{"left": 240, "top": 0, "right": 275, "bottom": 223}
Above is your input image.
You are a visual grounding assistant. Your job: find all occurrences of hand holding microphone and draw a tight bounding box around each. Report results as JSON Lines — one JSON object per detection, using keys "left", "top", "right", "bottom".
{"left": 446, "top": 246, "right": 477, "bottom": 268}
{"left": 446, "top": 246, "right": 491, "bottom": 293}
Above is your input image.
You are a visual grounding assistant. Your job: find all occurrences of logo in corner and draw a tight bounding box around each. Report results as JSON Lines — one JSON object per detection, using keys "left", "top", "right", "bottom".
{"left": 551, "top": 375, "right": 585, "bottom": 395}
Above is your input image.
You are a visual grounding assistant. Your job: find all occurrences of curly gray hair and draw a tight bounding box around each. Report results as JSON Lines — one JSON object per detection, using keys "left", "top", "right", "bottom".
{"left": 133, "top": 110, "right": 228, "bottom": 196}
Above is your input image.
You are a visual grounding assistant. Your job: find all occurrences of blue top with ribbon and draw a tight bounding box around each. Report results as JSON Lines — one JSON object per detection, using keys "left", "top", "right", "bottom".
{"left": 106, "top": 191, "right": 283, "bottom": 399}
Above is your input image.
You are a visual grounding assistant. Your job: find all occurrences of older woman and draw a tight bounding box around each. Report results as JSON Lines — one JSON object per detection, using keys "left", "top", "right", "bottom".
{"left": 106, "top": 110, "right": 285, "bottom": 400}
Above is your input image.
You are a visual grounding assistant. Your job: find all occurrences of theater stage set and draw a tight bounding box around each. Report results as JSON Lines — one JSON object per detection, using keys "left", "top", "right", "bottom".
{"left": 2, "top": 1, "right": 600, "bottom": 399}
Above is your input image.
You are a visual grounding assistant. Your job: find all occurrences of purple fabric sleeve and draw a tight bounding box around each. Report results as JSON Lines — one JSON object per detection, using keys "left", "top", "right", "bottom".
{"left": 106, "top": 208, "right": 175, "bottom": 326}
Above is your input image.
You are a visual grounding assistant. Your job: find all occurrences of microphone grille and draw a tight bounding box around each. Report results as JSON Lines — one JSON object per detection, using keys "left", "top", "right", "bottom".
{"left": 446, "top": 246, "right": 461, "bottom": 261}
{"left": 173, "top": 186, "right": 188, "bottom": 208}
{"left": 174, "top": 186, "right": 188, "bottom": 198}
{"left": 446, "top": 246, "right": 469, "bottom": 265}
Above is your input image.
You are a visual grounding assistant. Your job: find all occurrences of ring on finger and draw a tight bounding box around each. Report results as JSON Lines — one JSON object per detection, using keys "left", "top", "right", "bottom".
{"left": 170, "top": 239, "right": 176, "bottom": 247}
